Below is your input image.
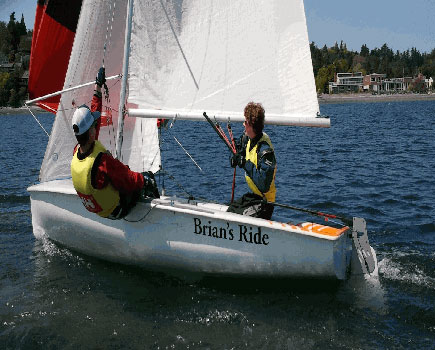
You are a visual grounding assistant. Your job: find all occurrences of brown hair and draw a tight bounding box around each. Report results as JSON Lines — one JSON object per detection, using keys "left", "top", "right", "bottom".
{"left": 244, "top": 102, "right": 265, "bottom": 135}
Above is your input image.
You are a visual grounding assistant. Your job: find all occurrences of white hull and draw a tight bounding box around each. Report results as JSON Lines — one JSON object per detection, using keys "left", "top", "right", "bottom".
{"left": 28, "top": 179, "right": 354, "bottom": 280}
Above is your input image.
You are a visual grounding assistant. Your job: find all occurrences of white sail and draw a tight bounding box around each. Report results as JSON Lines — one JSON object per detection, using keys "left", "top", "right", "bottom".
{"left": 39, "top": 0, "right": 161, "bottom": 183}
{"left": 128, "top": 0, "right": 321, "bottom": 124}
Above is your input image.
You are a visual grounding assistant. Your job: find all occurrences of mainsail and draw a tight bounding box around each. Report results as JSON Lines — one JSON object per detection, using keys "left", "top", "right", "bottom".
{"left": 128, "top": 0, "right": 322, "bottom": 125}
{"left": 28, "top": 0, "right": 83, "bottom": 113}
{"left": 39, "top": 0, "right": 161, "bottom": 182}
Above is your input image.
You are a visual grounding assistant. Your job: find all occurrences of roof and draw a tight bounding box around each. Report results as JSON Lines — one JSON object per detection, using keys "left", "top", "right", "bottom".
{"left": 0, "top": 63, "right": 15, "bottom": 69}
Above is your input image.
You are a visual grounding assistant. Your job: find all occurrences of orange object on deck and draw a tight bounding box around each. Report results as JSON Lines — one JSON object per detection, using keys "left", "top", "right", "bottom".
{"left": 298, "top": 222, "right": 349, "bottom": 237}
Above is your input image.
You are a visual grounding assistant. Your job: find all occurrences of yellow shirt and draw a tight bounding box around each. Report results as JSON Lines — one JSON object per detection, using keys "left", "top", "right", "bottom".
{"left": 71, "top": 140, "right": 120, "bottom": 217}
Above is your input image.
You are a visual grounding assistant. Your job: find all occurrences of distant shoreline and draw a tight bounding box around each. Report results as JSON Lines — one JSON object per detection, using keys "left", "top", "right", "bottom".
{"left": 0, "top": 106, "right": 47, "bottom": 115}
{"left": 318, "top": 93, "right": 435, "bottom": 104}
{"left": 1, "top": 93, "right": 434, "bottom": 114}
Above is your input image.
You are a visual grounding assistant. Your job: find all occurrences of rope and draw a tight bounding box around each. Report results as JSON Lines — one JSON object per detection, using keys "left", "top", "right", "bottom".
{"left": 122, "top": 205, "right": 154, "bottom": 222}
{"left": 227, "top": 121, "right": 237, "bottom": 202}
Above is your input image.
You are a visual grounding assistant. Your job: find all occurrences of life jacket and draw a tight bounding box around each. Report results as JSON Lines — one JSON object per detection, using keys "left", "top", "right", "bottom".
{"left": 71, "top": 140, "right": 120, "bottom": 217}
{"left": 245, "top": 132, "right": 277, "bottom": 202}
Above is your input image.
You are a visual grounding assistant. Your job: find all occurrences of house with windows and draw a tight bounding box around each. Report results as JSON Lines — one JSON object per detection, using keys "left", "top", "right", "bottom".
{"left": 328, "top": 72, "right": 363, "bottom": 94}
{"left": 328, "top": 71, "right": 433, "bottom": 94}
{"left": 363, "top": 73, "right": 386, "bottom": 93}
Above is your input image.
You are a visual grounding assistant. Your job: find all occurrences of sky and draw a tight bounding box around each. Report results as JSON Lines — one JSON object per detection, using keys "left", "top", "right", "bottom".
{"left": 0, "top": 0, "right": 434, "bottom": 53}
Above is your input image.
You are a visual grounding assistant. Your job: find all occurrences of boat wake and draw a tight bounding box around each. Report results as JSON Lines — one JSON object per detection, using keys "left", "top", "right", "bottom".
{"left": 337, "top": 272, "right": 387, "bottom": 314}
{"left": 378, "top": 257, "right": 435, "bottom": 290}
{"left": 36, "top": 235, "right": 88, "bottom": 268}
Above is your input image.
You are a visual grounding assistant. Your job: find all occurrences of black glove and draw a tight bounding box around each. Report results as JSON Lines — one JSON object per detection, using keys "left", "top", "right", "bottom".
{"left": 96, "top": 67, "right": 106, "bottom": 87}
{"left": 230, "top": 152, "right": 245, "bottom": 168}
{"left": 230, "top": 134, "right": 247, "bottom": 168}
{"left": 234, "top": 134, "right": 247, "bottom": 154}
{"left": 141, "top": 171, "right": 160, "bottom": 199}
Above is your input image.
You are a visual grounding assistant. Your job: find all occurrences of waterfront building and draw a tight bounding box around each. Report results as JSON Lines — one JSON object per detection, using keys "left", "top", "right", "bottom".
{"left": 363, "top": 73, "right": 386, "bottom": 93}
{"left": 329, "top": 72, "right": 363, "bottom": 94}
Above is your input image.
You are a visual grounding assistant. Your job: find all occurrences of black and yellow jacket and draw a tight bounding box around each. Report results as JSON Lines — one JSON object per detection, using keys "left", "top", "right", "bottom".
{"left": 242, "top": 132, "right": 277, "bottom": 202}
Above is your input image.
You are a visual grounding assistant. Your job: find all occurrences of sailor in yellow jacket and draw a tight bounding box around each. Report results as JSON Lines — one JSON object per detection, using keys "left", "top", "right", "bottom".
{"left": 227, "top": 102, "right": 277, "bottom": 220}
{"left": 71, "top": 67, "right": 158, "bottom": 219}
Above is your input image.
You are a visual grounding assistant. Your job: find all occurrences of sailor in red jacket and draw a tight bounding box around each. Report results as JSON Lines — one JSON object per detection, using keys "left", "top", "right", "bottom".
{"left": 70, "top": 67, "right": 158, "bottom": 219}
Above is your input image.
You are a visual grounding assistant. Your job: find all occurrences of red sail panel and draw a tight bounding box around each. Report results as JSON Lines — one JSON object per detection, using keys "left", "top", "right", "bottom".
{"left": 30, "top": 1, "right": 45, "bottom": 51}
{"left": 28, "top": 0, "right": 82, "bottom": 113}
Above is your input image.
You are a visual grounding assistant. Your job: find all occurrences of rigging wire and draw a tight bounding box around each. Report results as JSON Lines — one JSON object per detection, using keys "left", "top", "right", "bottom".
{"left": 158, "top": 168, "right": 195, "bottom": 200}
{"left": 173, "top": 136, "right": 203, "bottom": 172}
{"left": 24, "top": 104, "right": 50, "bottom": 137}
{"left": 157, "top": 119, "right": 234, "bottom": 200}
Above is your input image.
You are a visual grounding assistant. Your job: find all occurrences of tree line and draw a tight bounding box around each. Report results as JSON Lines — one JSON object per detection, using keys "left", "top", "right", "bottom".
{"left": 0, "top": 12, "right": 31, "bottom": 107}
{"left": 311, "top": 41, "right": 435, "bottom": 93}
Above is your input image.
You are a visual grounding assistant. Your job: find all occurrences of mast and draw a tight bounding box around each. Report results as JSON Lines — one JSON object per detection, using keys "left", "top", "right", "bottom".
{"left": 116, "top": 0, "right": 134, "bottom": 160}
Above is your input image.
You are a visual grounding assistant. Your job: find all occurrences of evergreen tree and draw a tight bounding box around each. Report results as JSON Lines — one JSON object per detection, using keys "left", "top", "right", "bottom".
{"left": 19, "top": 14, "right": 27, "bottom": 36}
{"left": 360, "top": 44, "right": 369, "bottom": 57}
{"left": 7, "top": 12, "right": 20, "bottom": 53}
{"left": 0, "top": 22, "right": 8, "bottom": 56}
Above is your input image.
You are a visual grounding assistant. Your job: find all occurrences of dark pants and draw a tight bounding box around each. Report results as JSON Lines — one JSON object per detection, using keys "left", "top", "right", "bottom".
{"left": 107, "top": 191, "right": 139, "bottom": 220}
{"left": 108, "top": 172, "right": 160, "bottom": 220}
{"left": 227, "top": 192, "right": 274, "bottom": 220}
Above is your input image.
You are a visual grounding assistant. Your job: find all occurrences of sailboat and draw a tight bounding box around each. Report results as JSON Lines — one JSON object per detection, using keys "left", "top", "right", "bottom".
{"left": 27, "top": 0, "right": 377, "bottom": 280}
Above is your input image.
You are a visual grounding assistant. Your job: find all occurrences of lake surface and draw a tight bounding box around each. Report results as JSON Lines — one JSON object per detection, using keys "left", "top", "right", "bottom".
{"left": 1, "top": 101, "right": 434, "bottom": 349}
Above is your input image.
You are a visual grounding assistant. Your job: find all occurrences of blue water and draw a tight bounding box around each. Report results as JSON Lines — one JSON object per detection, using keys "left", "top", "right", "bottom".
{"left": 1, "top": 101, "right": 434, "bottom": 349}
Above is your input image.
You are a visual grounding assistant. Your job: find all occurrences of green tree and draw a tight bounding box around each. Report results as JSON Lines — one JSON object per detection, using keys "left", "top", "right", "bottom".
{"left": 0, "top": 72, "right": 10, "bottom": 105}
{"left": 7, "top": 12, "right": 20, "bottom": 53}
{"left": 0, "top": 22, "right": 8, "bottom": 56}
{"left": 310, "top": 41, "right": 322, "bottom": 76}
{"left": 321, "top": 45, "right": 330, "bottom": 65}
{"left": 0, "top": 66, "right": 23, "bottom": 106}
{"left": 8, "top": 88, "right": 19, "bottom": 107}
{"left": 421, "top": 48, "right": 435, "bottom": 78}
{"left": 334, "top": 58, "right": 349, "bottom": 73}
{"left": 315, "top": 64, "right": 335, "bottom": 93}
{"left": 352, "top": 62, "right": 366, "bottom": 76}
{"left": 360, "top": 44, "right": 369, "bottom": 57}
{"left": 19, "top": 14, "right": 27, "bottom": 36}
